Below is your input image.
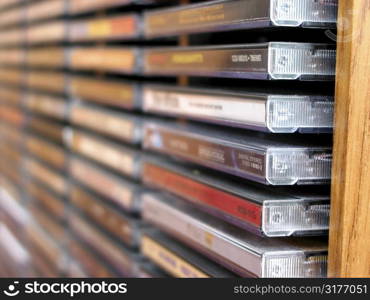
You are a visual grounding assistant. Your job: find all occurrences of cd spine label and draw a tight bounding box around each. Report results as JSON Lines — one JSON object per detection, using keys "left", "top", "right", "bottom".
{"left": 144, "top": 47, "right": 269, "bottom": 78}
{"left": 70, "top": 78, "right": 137, "bottom": 109}
{"left": 69, "top": 48, "right": 137, "bottom": 73}
{"left": 69, "top": 158, "right": 133, "bottom": 211}
{"left": 141, "top": 235, "right": 210, "bottom": 278}
{"left": 69, "top": 213, "right": 134, "bottom": 276}
{"left": 70, "top": 187, "right": 134, "bottom": 246}
{"left": 25, "top": 136, "right": 66, "bottom": 170}
{"left": 26, "top": 21, "right": 66, "bottom": 44}
{"left": 234, "top": 149, "right": 265, "bottom": 177}
{"left": 70, "top": 15, "right": 139, "bottom": 41}
{"left": 26, "top": 0, "right": 66, "bottom": 23}
{"left": 145, "top": 0, "right": 270, "bottom": 37}
{"left": 70, "top": 106, "right": 137, "bottom": 143}
{"left": 26, "top": 72, "right": 66, "bottom": 94}
{"left": 143, "top": 87, "right": 267, "bottom": 127}
{"left": 143, "top": 162, "right": 262, "bottom": 227}
{"left": 89, "top": 16, "right": 137, "bottom": 38}
{"left": 143, "top": 194, "right": 262, "bottom": 276}
{"left": 144, "top": 126, "right": 267, "bottom": 182}
{"left": 24, "top": 158, "right": 67, "bottom": 196}
{"left": 69, "top": 132, "right": 135, "bottom": 176}
{"left": 69, "top": 0, "right": 131, "bottom": 14}
{"left": 25, "top": 94, "right": 67, "bottom": 120}
{"left": 68, "top": 241, "right": 114, "bottom": 278}
{"left": 25, "top": 181, "right": 65, "bottom": 220}
{"left": 26, "top": 48, "right": 65, "bottom": 68}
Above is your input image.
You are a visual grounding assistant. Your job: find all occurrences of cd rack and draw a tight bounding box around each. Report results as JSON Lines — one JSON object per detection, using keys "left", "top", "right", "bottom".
{"left": 0, "top": 0, "right": 368, "bottom": 278}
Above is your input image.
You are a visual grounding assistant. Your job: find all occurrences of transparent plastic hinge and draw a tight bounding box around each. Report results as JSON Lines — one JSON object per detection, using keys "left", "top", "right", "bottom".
{"left": 266, "top": 148, "right": 332, "bottom": 185}
{"left": 262, "top": 201, "right": 330, "bottom": 236}
{"left": 263, "top": 252, "right": 328, "bottom": 277}
{"left": 266, "top": 95, "right": 334, "bottom": 133}
{"left": 270, "top": 0, "right": 338, "bottom": 27}
{"left": 268, "top": 42, "right": 336, "bottom": 80}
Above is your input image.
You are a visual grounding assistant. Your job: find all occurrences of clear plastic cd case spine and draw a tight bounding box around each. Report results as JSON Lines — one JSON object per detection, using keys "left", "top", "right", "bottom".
{"left": 262, "top": 200, "right": 330, "bottom": 237}
{"left": 270, "top": 0, "right": 338, "bottom": 28}
{"left": 143, "top": 85, "right": 334, "bottom": 133}
{"left": 143, "top": 122, "right": 332, "bottom": 185}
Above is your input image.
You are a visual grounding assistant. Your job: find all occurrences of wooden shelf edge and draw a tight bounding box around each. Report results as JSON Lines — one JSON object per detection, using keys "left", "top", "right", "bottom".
{"left": 329, "top": 0, "right": 370, "bottom": 278}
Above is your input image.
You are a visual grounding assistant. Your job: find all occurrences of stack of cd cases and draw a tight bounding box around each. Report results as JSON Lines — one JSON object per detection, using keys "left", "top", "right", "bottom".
{"left": 139, "top": 0, "right": 336, "bottom": 278}
{"left": 0, "top": 0, "right": 338, "bottom": 278}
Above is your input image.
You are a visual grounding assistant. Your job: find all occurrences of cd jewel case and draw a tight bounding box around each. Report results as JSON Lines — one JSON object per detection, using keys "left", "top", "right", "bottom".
{"left": 26, "top": 47, "right": 65, "bottom": 68}
{"left": 145, "top": 0, "right": 338, "bottom": 37}
{"left": 144, "top": 42, "right": 336, "bottom": 81}
{"left": 141, "top": 229, "right": 236, "bottom": 278}
{"left": 27, "top": 223, "right": 67, "bottom": 274}
{"left": 69, "top": 76, "right": 141, "bottom": 110}
{"left": 67, "top": 238, "right": 116, "bottom": 278}
{"left": 25, "top": 179, "right": 66, "bottom": 221}
{"left": 25, "top": 92, "right": 68, "bottom": 120}
{"left": 23, "top": 157, "right": 68, "bottom": 196}
{"left": 26, "top": 0, "right": 66, "bottom": 23}
{"left": 143, "top": 85, "right": 334, "bottom": 133}
{"left": 142, "top": 156, "right": 330, "bottom": 237}
{"left": 26, "top": 71, "right": 66, "bottom": 94}
{"left": 142, "top": 193, "right": 328, "bottom": 278}
{"left": 69, "top": 103, "right": 142, "bottom": 144}
{"left": 69, "top": 14, "right": 141, "bottom": 42}
{"left": 27, "top": 116, "right": 65, "bottom": 144}
{"left": 68, "top": 211, "right": 140, "bottom": 277}
{"left": 69, "top": 0, "right": 132, "bottom": 14}
{"left": 25, "top": 21, "right": 67, "bottom": 45}
{"left": 68, "top": 47, "right": 141, "bottom": 74}
{"left": 70, "top": 185, "right": 142, "bottom": 248}
{"left": 143, "top": 120, "right": 332, "bottom": 185}
{"left": 64, "top": 129, "right": 142, "bottom": 179}
{"left": 69, "top": 157, "right": 143, "bottom": 213}
{"left": 68, "top": 0, "right": 156, "bottom": 15}
{"left": 25, "top": 134, "right": 67, "bottom": 170}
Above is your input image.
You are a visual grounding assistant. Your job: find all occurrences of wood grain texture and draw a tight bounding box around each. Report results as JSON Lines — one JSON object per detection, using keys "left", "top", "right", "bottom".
{"left": 329, "top": 0, "right": 370, "bottom": 277}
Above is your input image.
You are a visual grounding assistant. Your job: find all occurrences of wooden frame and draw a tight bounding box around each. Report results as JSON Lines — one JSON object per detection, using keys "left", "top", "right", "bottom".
{"left": 329, "top": 0, "right": 370, "bottom": 277}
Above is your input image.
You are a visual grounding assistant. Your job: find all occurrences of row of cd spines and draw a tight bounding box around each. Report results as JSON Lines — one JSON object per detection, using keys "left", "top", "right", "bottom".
{"left": 0, "top": 101, "right": 331, "bottom": 240}
{"left": 0, "top": 173, "right": 168, "bottom": 278}
{"left": 0, "top": 170, "right": 238, "bottom": 278}
{"left": 0, "top": 148, "right": 328, "bottom": 278}
{"left": 0, "top": 0, "right": 338, "bottom": 39}
{"left": 1, "top": 82, "right": 333, "bottom": 188}
{"left": 0, "top": 42, "right": 336, "bottom": 81}
{"left": 2, "top": 122, "right": 242, "bottom": 279}
{"left": 1, "top": 93, "right": 330, "bottom": 278}
{"left": 0, "top": 0, "right": 166, "bottom": 28}
{"left": 2, "top": 94, "right": 330, "bottom": 277}
{"left": 0, "top": 68, "right": 171, "bottom": 278}
{"left": 1, "top": 83, "right": 235, "bottom": 278}
{"left": 0, "top": 70, "right": 335, "bottom": 134}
